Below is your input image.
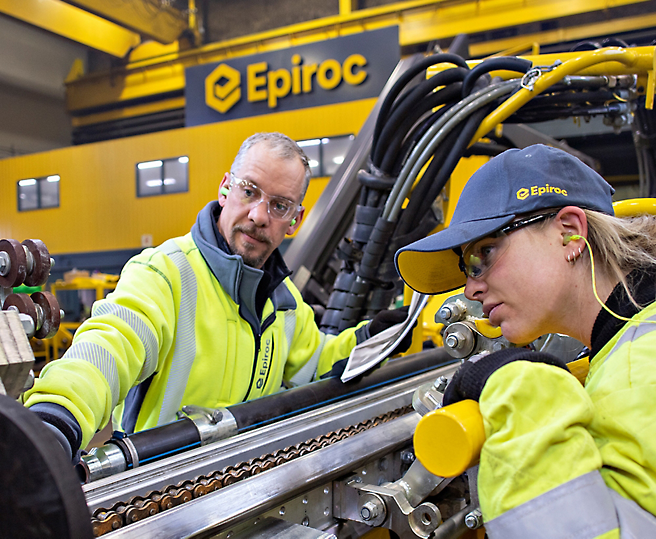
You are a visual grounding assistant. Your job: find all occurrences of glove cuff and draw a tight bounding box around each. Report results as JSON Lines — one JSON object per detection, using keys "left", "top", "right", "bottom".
{"left": 31, "top": 403, "right": 82, "bottom": 459}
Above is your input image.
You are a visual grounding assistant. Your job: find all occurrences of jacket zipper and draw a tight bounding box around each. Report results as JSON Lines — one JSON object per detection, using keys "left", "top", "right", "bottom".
{"left": 243, "top": 312, "right": 277, "bottom": 402}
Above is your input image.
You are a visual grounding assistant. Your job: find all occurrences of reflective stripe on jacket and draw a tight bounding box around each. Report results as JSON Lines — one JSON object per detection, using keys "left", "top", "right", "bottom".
{"left": 24, "top": 233, "right": 364, "bottom": 447}
{"left": 477, "top": 301, "right": 656, "bottom": 538}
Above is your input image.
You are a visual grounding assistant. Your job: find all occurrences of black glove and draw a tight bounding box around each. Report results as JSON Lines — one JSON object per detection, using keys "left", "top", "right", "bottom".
{"left": 442, "top": 348, "right": 569, "bottom": 407}
{"left": 30, "top": 402, "right": 83, "bottom": 461}
{"left": 368, "top": 305, "right": 416, "bottom": 355}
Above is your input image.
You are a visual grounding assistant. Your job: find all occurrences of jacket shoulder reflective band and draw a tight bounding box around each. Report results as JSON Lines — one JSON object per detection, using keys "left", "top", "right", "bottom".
{"left": 486, "top": 470, "right": 656, "bottom": 539}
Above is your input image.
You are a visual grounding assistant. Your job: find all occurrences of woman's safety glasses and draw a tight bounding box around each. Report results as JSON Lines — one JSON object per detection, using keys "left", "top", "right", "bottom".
{"left": 229, "top": 173, "right": 301, "bottom": 221}
{"left": 458, "top": 212, "right": 557, "bottom": 279}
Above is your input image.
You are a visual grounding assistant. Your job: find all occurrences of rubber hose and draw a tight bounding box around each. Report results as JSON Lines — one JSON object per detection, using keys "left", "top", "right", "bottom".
{"left": 228, "top": 348, "right": 454, "bottom": 431}
{"left": 461, "top": 57, "right": 532, "bottom": 98}
{"left": 374, "top": 68, "right": 468, "bottom": 167}
{"left": 412, "top": 104, "right": 493, "bottom": 223}
{"left": 392, "top": 103, "right": 456, "bottom": 176}
{"left": 380, "top": 83, "right": 464, "bottom": 174}
{"left": 373, "top": 53, "right": 469, "bottom": 150}
{"left": 394, "top": 120, "right": 467, "bottom": 237}
{"left": 114, "top": 417, "right": 201, "bottom": 467}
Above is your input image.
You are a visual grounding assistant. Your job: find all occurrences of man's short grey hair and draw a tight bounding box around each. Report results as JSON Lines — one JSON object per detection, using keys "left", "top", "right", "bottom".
{"left": 231, "top": 132, "right": 312, "bottom": 201}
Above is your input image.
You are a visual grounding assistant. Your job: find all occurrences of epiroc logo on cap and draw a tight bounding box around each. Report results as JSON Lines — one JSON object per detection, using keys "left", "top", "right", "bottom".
{"left": 517, "top": 184, "right": 569, "bottom": 201}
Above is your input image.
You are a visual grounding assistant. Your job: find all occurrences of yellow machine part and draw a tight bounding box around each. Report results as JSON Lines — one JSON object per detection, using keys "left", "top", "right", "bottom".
{"left": 414, "top": 399, "right": 485, "bottom": 479}
{"left": 613, "top": 198, "right": 656, "bottom": 217}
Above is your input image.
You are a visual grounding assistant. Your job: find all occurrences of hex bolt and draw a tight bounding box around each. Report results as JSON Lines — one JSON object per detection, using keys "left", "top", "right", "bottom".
{"left": 211, "top": 410, "right": 223, "bottom": 424}
{"left": 438, "top": 306, "right": 453, "bottom": 321}
{"left": 465, "top": 508, "right": 483, "bottom": 529}
{"left": 439, "top": 302, "right": 463, "bottom": 323}
{"left": 433, "top": 376, "right": 448, "bottom": 392}
{"left": 400, "top": 450, "right": 415, "bottom": 464}
{"left": 360, "top": 498, "right": 384, "bottom": 522}
{"left": 445, "top": 331, "right": 465, "bottom": 350}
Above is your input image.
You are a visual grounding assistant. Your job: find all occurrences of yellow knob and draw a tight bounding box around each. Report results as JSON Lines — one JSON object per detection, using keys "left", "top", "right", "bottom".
{"left": 413, "top": 400, "right": 485, "bottom": 478}
{"left": 474, "top": 319, "right": 502, "bottom": 339}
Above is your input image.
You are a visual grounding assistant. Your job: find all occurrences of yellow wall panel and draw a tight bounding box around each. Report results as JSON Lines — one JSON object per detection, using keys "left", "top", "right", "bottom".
{"left": 0, "top": 98, "right": 376, "bottom": 257}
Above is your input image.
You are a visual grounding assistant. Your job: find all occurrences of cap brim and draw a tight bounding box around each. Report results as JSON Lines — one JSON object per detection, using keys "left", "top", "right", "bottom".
{"left": 395, "top": 215, "right": 515, "bottom": 294}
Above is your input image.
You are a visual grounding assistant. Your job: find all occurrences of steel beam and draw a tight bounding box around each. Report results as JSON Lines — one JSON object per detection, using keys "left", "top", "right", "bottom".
{"left": 64, "top": 0, "right": 655, "bottom": 112}
{"left": 0, "top": 0, "right": 141, "bottom": 58}
{"left": 64, "top": 0, "right": 188, "bottom": 44}
{"left": 105, "top": 413, "right": 422, "bottom": 538}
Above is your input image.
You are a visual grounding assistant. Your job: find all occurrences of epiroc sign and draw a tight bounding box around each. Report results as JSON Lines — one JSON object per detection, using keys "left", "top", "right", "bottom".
{"left": 185, "top": 26, "right": 400, "bottom": 126}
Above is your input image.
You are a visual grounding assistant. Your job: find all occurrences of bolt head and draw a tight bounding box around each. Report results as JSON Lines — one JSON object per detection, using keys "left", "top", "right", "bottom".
{"left": 439, "top": 306, "right": 452, "bottom": 321}
{"left": 445, "top": 334, "right": 459, "bottom": 348}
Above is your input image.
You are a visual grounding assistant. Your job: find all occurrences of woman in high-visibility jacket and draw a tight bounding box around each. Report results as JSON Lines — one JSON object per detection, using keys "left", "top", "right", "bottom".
{"left": 396, "top": 144, "right": 656, "bottom": 538}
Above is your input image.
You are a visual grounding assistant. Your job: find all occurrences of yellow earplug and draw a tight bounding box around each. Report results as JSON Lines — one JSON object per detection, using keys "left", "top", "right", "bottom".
{"left": 563, "top": 234, "right": 582, "bottom": 245}
{"left": 220, "top": 187, "right": 229, "bottom": 196}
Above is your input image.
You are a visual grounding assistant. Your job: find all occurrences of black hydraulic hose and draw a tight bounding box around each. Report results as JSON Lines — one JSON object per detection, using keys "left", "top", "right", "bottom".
{"left": 380, "top": 82, "right": 464, "bottom": 174}
{"left": 461, "top": 57, "right": 532, "bottom": 98}
{"left": 112, "top": 417, "right": 201, "bottom": 467}
{"left": 412, "top": 104, "right": 494, "bottom": 225}
{"left": 513, "top": 89, "right": 618, "bottom": 110}
{"left": 394, "top": 120, "right": 467, "bottom": 237}
{"left": 374, "top": 68, "right": 469, "bottom": 168}
{"left": 463, "top": 141, "right": 509, "bottom": 157}
{"left": 392, "top": 103, "right": 456, "bottom": 176}
{"left": 229, "top": 347, "right": 455, "bottom": 432}
{"left": 373, "top": 53, "right": 469, "bottom": 151}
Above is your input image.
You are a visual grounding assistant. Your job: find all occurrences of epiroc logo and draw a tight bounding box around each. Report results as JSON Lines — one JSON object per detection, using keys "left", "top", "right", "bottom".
{"left": 246, "top": 53, "right": 368, "bottom": 109}
{"left": 205, "top": 63, "right": 241, "bottom": 113}
{"left": 186, "top": 27, "right": 400, "bottom": 126}
{"left": 517, "top": 184, "right": 569, "bottom": 200}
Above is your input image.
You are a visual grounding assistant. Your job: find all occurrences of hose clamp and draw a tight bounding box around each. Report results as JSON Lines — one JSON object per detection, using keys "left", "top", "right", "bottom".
{"left": 521, "top": 61, "right": 562, "bottom": 91}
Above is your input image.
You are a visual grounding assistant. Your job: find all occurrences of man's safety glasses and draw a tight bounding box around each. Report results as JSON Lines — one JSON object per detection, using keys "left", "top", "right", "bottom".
{"left": 458, "top": 212, "right": 558, "bottom": 279}
{"left": 229, "top": 173, "right": 301, "bottom": 221}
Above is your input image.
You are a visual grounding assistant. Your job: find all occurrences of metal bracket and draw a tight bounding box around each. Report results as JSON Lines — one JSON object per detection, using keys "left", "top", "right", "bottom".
{"left": 334, "top": 477, "right": 442, "bottom": 538}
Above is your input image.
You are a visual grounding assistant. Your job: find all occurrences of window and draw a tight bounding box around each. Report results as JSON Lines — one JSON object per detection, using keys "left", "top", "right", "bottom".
{"left": 136, "top": 156, "right": 189, "bottom": 197}
{"left": 297, "top": 135, "right": 355, "bottom": 177}
{"left": 17, "top": 175, "right": 60, "bottom": 211}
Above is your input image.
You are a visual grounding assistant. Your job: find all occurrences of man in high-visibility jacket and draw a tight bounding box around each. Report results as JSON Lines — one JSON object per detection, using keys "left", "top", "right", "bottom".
{"left": 24, "top": 132, "right": 411, "bottom": 460}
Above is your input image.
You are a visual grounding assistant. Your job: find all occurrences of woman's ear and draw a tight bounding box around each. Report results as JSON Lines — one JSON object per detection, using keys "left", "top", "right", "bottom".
{"left": 556, "top": 206, "right": 588, "bottom": 245}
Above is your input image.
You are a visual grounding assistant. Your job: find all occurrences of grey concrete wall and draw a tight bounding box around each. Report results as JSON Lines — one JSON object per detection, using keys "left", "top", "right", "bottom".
{"left": 0, "top": 15, "right": 87, "bottom": 157}
{"left": 204, "top": 0, "right": 338, "bottom": 42}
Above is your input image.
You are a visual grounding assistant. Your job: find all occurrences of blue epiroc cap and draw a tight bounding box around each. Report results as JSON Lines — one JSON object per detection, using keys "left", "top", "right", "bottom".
{"left": 395, "top": 144, "right": 615, "bottom": 295}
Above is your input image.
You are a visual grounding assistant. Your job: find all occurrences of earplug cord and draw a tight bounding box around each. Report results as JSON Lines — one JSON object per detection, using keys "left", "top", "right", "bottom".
{"left": 569, "top": 234, "right": 656, "bottom": 325}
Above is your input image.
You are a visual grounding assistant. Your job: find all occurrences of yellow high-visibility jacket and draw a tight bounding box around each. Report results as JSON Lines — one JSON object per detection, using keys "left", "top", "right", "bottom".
{"left": 477, "top": 275, "right": 656, "bottom": 538}
{"left": 24, "top": 203, "right": 366, "bottom": 448}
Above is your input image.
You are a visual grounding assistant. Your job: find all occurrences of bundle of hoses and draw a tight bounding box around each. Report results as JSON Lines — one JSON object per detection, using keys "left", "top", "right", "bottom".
{"left": 319, "top": 50, "right": 639, "bottom": 335}
{"left": 319, "top": 53, "right": 532, "bottom": 334}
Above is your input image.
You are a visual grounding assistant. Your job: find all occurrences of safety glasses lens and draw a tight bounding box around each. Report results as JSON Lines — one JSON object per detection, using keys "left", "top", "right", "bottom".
{"left": 461, "top": 235, "right": 508, "bottom": 279}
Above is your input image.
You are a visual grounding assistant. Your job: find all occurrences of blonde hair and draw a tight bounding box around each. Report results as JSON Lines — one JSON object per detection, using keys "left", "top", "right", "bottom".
{"left": 584, "top": 209, "right": 656, "bottom": 308}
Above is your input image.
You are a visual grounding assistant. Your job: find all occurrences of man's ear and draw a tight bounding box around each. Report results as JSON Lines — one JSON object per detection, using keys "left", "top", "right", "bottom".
{"left": 556, "top": 206, "right": 588, "bottom": 245}
{"left": 287, "top": 207, "right": 305, "bottom": 235}
{"left": 218, "top": 173, "right": 231, "bottom": 207}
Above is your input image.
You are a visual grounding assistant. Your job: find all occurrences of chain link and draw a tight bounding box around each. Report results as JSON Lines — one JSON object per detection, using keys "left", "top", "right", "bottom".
{"left": 90, "top": 406, "right": 412, "bottom": 536}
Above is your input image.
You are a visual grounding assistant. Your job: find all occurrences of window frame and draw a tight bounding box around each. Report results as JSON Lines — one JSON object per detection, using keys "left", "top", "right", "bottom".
{"left": 17, "top": 174, "right": 60, "bottom": 212}
{"left": 136, "top": 155, "right": 189, "bottom": 198}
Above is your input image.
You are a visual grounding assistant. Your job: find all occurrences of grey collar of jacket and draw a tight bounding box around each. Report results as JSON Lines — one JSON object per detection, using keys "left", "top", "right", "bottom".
{"left": 191, "top": 201, "right": 295, "bottom": 332}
